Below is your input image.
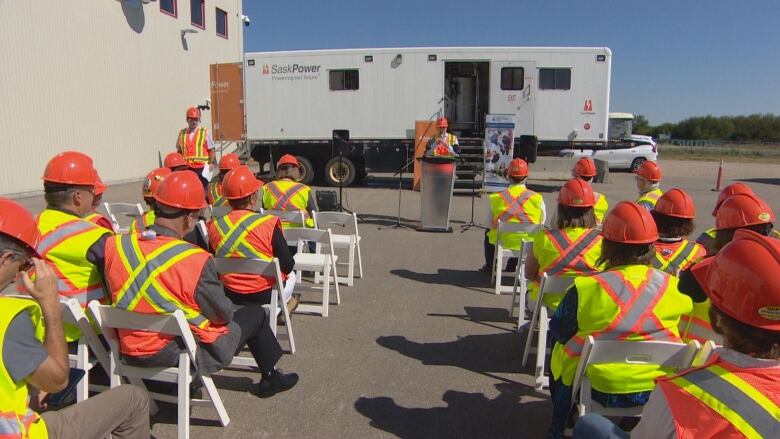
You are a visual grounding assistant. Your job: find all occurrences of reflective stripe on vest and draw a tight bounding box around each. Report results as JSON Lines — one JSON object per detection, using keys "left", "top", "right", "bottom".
{"left": 213, "top": 213, "right": 274, "bottom": 260}
{"left": 131, "top": 211, "right": 155, "bottom": 234}
{"left": 493, "top": 189, "right": 534, "bottom": 228}
{"left": 114, "top": 234, "right": 209, "bottom": 329}
{"left": 653, "top": 241, "right": 699, "bottom": 274}
{"left": 564, "top": 269, "right": 674, "bottom": 357}
{"left": 679, "top": 300, "right": 722, "bottom": 344}
{"left": 668, "top": 364, "right": 780, "bottom": 439}
{"left": 544, "top": 229, "right": 601, "bottom": 275}
{"left": 38, "top": 219, "right": 94, "bottom": 255}
{"left": 267, "top": 182, "right": 307, "bottom": 214}
{"left": 209, "top": 181, "right": 226, "bottom": 207}
{"left": 637, "top": 188, "right": 663, "bottom": 208}
{"left": 179, "top": 127, "right": 208, "bottom": 166}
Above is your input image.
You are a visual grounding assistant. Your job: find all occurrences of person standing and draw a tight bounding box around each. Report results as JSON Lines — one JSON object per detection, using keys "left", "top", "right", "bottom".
{"left": 650, "top": 188, "right": 706, "bottom": 275}
{"left": 176, "top": 106, "right": 215, "bottom": 188}
{"left": 634, "top": 161, "right": 664, "bottom": 210}
{"left": 426, "top": 117, "right": 459, "bottom": 156}
{"left": 208, "top": 153, "right": 241, "bottom": 207}
{"left": 262, "top": 154, "right": 316, "bottom": 229}
{"left": 571, "top": 157, "right": 609, "bottom": 223}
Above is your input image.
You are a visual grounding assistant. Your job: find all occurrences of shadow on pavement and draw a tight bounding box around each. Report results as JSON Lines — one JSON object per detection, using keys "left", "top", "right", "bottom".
{"left": 390, "top": 268, "right": 491, "bottom": 293}
{"left": 354, "top": 382, "right": 549, "bottom": 438}
{"left": 357, "top": 213, "right": 420, "bottom": 228}
{"left": 428, "top": 306, "right": 516, "bottom": 332}
{"left": 738, "top": 177, "right": 780, "bottom": 186}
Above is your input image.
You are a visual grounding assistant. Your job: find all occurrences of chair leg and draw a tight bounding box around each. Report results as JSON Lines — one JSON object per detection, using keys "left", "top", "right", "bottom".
{"left": 178, "top": 354, "right": 191, "bottom": 439}
{"left": 322, "top": 262, "right": 330, "bottom": 318}
{"left": 356, "top": 240, "right": 364, "bottom": 278}
{"left": 522, "top": 298, "right": 540, "bottom": 367}
{"left": 347, "top": 243, "right": 355, "bottom": 286}
{"left": 332, "top": 260, "right": 341, "bottom": 305}
{"left": 535, "top": 307, "right": 549, "bottom": 390}
{"left": 493, "top": 249, "right": 503, "bottom": 295}
{"left": 202, "top": 376, "right": 230, "bottom": 427}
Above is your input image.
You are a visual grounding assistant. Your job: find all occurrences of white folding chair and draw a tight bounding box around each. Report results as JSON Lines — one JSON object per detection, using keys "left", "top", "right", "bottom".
{"left": 264, "top": 209, "right": 308, "bottom": 228}
{"left": 313, "top": 211, "right": 363, "bottom": 286}
{"left": 283, "top": 227, "right": 340, "bottom": 317}
{"left": 520, "top": 274, "right": 576, "bottom": 391}
{"left": 571, "top": 335, "right": 700, "bottom": 418}
{"left": 691, "top": 340, "right": 718, "bottom": 367}
{"left": 491, "top": 220, "right": 540, "bottom": 295}
{"left": 213, "top": 257, "right": 295, "bottom": 354}
{"left": 102, "top": 202, "right": 144, "bottom": 234}
{"left": 508, "top": 239, "right": 535, "bottom": 326}
{"left": 88, "top": 302, "right": 230, "bottom": 439}
{"left": 60, "top": 298, "right": 112, "bottom": 402}
{"left": 209, "top": 205, "right": 231, "bottom": 219}
{"left": 196, "top": 219, "right": 209, "bottom": 243}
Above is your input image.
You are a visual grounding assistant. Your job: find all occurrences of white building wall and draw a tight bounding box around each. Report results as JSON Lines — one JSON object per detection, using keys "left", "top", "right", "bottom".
{"left": 0, "top": 0, "right": 244, "bottom": 196}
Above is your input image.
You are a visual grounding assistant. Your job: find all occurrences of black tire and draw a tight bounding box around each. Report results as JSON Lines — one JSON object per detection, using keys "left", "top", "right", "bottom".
{"left": 295, "top": 156, "right": 315, "bottom": 185}
{"left": 324, "top": 156, "right": 356, "bottom": 187}
{"left": 630, "top": 157, "right": 646, "bottom": 172}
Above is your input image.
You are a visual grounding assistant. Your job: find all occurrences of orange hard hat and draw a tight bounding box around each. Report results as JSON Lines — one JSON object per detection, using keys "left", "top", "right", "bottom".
{"left": 223, "top": 165, "right": 262, "bottom": 200}
{"left": 219, "top": 153, "right": 241, "bottom": 171}
{"left": 558, "top": 178, "right": 595, "bottom": 207}
{"left": 94, "top": 174, "right": 107, "bottom": 196}
{"left": 602, "top": 201, "right": 659, "bottom": 244}
{"left": 186, "top": 107, "right": 200, "bottom": 119}
{"left": 142, "top": 167, "right": 172, "bottom": 198}
{"left": 42, "top": 151, "right": 98, "bottom": 186}
{"left": 572, "top": 157, "right": 597, "bottom": 178}
{"left": 508, "top": 158, "right": 529, "bottom": 178}
{"left": 436, "top": 117, "right": 448, "bottom": 128}
{"left": 153, "top": 171, "right": 207, "bottom": 210}
{"left": 277, "top": 154, "right": 299, "bottom": 169}
{"left": 692, "top": 229, "right": 780, "bottom": 331}
{"left": 0, "top": 198, "right": 41, "bottom": 257}
{"left": 164, "top": 152, "right": 187, "bottom": 169}
{"left": 715, "top": 193, "right": 775, "bottom": 230}
{"left": 713, "top": 182, "right": 754, "bottom": 217}
{"left": 652, "top": 188, "right": 696, "bottom": 219}
{"left": 635, "top": 161, "right": 662, "bottom": 182}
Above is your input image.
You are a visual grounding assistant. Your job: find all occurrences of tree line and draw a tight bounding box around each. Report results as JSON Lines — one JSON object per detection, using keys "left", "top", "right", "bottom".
{"left": 632, "top": 113, "right": 780, "bottom": 142}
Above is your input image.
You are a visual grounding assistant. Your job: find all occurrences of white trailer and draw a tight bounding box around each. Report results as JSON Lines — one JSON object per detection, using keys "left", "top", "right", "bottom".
{"left": 244, "top": 46, "right": 612, "bottom": 186}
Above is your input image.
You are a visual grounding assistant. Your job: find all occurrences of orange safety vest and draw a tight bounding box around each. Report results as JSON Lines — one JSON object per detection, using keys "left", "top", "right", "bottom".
{"left": 207, "top": 210, "right": 282, "bottom": 294}
{"left": 657, "top": 355, "right": 780, "bottom": 438}
{"left": 130, "top": 211, "right": 155, "bottom": 234}
{"left": 84, "top": 212, "right": 115, "bottom": 233}
{"left": 208, "top": 180, "right": 226, "bottom": 207}
{"left": 103, "top": 232, "right": 228, "bottom": 357}
{"left": 178, "top": 127, "right": 209, "bottom": 168}
{"left": 262, "top": 180, "right": 314, "bottom": 227}
{"left": 652, "top": 239, "right": 707, "bottom": 275}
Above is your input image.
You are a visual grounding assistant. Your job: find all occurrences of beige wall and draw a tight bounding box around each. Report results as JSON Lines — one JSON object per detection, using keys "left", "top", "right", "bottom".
{"left": 0, "top": 0, "right": 244, "bottom": 196}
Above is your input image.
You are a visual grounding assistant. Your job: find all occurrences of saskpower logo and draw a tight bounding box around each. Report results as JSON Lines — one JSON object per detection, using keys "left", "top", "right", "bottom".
{"left": 263, "top": 63, "right": 322, "bottom": 82}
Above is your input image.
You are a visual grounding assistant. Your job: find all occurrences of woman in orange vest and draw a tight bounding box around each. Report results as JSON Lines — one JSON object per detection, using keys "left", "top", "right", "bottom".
{"left": 649, "top": 188, "right": 706, "bottom": 275}
{"left": 573, "top": 229, "right": 780, "bottom": 439}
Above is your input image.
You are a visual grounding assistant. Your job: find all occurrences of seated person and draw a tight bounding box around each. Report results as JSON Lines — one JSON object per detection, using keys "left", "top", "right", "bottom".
{"left": 130, "top": 166, "right": 171, "bottom": 233}
{"left": 208, "top": 153, "right": 240, "bottom": 207}
{"left": 571, "top": 157, "right": 608, "bottom": 224}
{"left": 649, "top": 188, "right": 706, "bottom": 275}
{"left": 84, "top": 175, "right": 114, "bottom": 232}
{"left": 574, "top": 229, "right": 780, "bottom": 439}
{"left": 262, "top": 155, "right": 316, "bottom": 229}
{"left": 695, "top": 182, "right": 753, "bottom": 255}
{"left": 548, "top": 202, "right": 692, "bottom": 439}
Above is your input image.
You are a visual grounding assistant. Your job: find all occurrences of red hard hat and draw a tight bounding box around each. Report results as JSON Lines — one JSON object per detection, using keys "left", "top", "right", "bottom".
{"left": 0, "top": 198, "right": 41, "bottom": 257}
{"left": 94, "top": 174, "right": 107, "bottom": 196}
{"left": 277, "top": 154, "right": 299, "bottom": 169}
{"left": 715, "top": 193, "right": 775, "bottom": 230}
{"left": 713, "top": 182, "right": 754, "bottom": 217}
{"left": 153, "top": 171, "right": 207, "bottom": 210}
{"left": 142, "top": 167, "right": 172, "bottom": 198}
{"left": 635, "top": 161, "right": 662, "bottom": 182}
{"left": 558, "top": 178, "right": 595, "bottom": 207}
{"left": 436, "top": 117, "right": 448, "bottom": 128}
{"left": 602, "top": 201, "right": 659, "bottom": 244}
{"left": 186, "top": 107, "right": 200, "bottom": 119}
{"left": 692, "top": 229, "right": 780, "bottom": 331}
{"left": 652, "top": 188, "right": 695, "bottom": 219}
{"left": 508, "top": 158, "right": 529, "bottom": 178}
{"left": 219, "top": 153, "right": 241, "bottom": 171}
{"left": 42, "top": 151, "right": 97, "bottom": 186}
{"left": 572, "top": 157, "right": 597, "bottom": 178}
{"left": 223, "top": 165, "right": 262, "bottom": 200}
{"left": 164, "top": 152, "right": 187, "bottom": 169}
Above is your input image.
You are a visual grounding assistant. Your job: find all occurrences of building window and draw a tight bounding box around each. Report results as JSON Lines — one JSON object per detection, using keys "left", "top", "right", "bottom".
{"left": 160, "top": 0, "right": 177, "bottom": 17}
{"left": 215, "top": 8, "right": 227, "bottom": 38}
{"left": 191, "top": 0, "right": 205, "bottom": 29}
{"left": 329, "top": 70, "right": 359, "bottom": 91}
{"left": 500, "top": 67, "right": 524, "bottom": 90}
{"left": 539, "top": 68, "right": 571, "bottom": 90}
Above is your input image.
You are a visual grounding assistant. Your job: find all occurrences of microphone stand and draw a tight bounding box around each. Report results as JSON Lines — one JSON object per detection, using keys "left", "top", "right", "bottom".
{"left": 460, "top": 163, "right": 487, "bottom": 233}
{"left": 389, "top": 147, "right": 416, "bottom": 230}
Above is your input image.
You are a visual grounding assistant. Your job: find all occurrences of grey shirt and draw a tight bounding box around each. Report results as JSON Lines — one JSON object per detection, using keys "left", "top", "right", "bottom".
{"left": 2, "top": 310, "right": 47, "bottom": 383}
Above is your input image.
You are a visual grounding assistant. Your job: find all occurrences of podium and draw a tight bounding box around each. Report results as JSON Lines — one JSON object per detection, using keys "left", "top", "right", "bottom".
{"left": 418, "top": 156, "right": 457, "bottom": 232}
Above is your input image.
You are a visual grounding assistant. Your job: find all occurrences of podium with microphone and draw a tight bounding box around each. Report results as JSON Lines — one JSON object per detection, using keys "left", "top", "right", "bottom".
{"left": 418, "top": 156, "right": 457, "bottom": 232}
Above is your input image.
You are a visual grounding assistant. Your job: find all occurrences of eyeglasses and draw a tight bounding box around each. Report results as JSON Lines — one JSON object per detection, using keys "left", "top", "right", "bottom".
{"left": 279, "top": 165, "right": 296, "bottom": 171}
{"left": 7, "top": 250, "right": 33, "bottom": 272}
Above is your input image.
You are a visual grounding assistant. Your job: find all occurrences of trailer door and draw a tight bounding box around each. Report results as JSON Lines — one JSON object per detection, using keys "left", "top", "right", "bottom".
{"left": 489, "top": 61, "right": 535, "bottom": 137}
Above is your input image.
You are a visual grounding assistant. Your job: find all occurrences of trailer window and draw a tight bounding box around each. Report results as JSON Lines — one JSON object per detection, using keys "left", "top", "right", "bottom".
{"left": 160, "top": 0, "right": 177, "bottom": 17}
{"left": 539, "top": 68, "right": 571, "bottom": 90}
{"left": 329, "top": 70, "right": 360, "bottom": 91}
{"left": 190, "top": 0, "right": 205, "bottom": 29}
{"left": 500, "top": 67, "right": 524, "bottom": 90}
{"left": 215, "top": 8, "right": 228, "bottom": 38}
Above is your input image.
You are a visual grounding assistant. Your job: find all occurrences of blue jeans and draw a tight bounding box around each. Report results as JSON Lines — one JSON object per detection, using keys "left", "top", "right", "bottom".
{"left": 573, "top": 414, "right": 629, "bottom": 439}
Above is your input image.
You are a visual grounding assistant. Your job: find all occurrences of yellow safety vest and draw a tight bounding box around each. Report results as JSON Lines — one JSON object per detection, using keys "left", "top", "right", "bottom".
{"left": 208, "top": 181, "right": 227, "bottom": 207}
{"left": 550, "top": 265, "right": 692, "bottom": 391}
{"left": 130, "top": 211, "right": 155, "bottom": 234}
{"left": 636, "top": 187, "right": 664, "bottom": 210}
{"left": 262, "top": 179, "right": 314, "bottom": 228}
{"left": 652, "top": 239, "right": 706, "bottom": 275}
{"left": 487, "top": 184, "right": 544, "bottom": 249}
{"left": 529, "top": 227, "right": 604, "bottom": 310}
{"left": 679, "top": 299, "right": 723, "bottom": 345}
{"left": 593, "top": 192, "right": 608, "bottom": 224}
{"left": 0, "top": 297, "right": 48, "bottom": 439}
{"left": 37, "top": 209, "right": 110, "bottom": 342}
{"left": 178, "top": 127, "right": 209, "bottom": 168}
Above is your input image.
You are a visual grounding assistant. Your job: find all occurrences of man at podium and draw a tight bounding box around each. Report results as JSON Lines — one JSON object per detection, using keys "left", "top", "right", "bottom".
{"left": 426, "top": 117, "right": 460, "bottom": 157}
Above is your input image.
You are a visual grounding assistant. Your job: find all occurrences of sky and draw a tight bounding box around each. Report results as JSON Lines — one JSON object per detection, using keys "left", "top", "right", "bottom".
{"left": 242, "top": 1, "right": 780, "bottom": 124}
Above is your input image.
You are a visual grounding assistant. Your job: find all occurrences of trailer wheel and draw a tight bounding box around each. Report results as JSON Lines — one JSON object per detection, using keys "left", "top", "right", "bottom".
{"left": 324, "top": 157, "right": 356, "bottom": 187}
{"left": 295, "top": 156, "right": 315, "bottom": 185}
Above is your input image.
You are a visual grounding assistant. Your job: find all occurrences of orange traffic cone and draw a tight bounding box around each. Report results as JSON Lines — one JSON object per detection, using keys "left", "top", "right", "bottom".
{"left": 713, "top": 157, "right": 724, "bottom": 192}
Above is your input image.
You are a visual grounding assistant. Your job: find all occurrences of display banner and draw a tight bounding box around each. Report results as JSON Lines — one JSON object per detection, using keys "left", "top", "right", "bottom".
{"left": 483, "top": 114, "right": 516, "bottom": 192}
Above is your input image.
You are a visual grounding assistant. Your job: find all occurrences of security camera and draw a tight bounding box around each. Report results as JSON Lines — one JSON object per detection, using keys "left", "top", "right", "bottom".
{"left": 241, "top": 14, "right": 251, "bottom": 26}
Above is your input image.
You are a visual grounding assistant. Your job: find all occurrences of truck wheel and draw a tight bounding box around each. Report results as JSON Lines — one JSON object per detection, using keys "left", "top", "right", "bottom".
{"left": 295, "top": 156, "right": 315, "bottom": 185}
{"left": 324, "top": 157, "right": 356, "bottom": 187}
{"left": 630, "top": 157, "right": 646, "bottom": 172}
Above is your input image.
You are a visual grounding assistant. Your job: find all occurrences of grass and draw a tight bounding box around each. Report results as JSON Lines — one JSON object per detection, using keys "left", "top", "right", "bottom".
{"left": 659, "top": 144, "right": 780, "bottom": 163}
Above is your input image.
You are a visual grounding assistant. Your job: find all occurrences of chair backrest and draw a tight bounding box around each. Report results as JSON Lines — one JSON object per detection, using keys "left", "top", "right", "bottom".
{"left": 103, "top": 202, "right": 144, "bottom": 233}
{"left": 265, "top": 209, "right": 306, "bottom": 225}
{"left": 497, "top": 220, "right": 541, "bottom": 247}
{"left": 213, "top": 257, "right": 282, "bottom": 278}
{"left": 691, "top": 340, "right": 718, "bottom": 367}
{"left": 283, "top": 227, "right": 331, "bottom": 245}
{"left": 60, "top": 298, "right": 111, "bottom": 366}
{"left": 197, "top": 219, "right": 209, "bottom": 243}
{"left": 538, "top": 273, "right": 576, "bottom": 299}
{"left": 313, "top": 211, "right": 356, "bottom": 232}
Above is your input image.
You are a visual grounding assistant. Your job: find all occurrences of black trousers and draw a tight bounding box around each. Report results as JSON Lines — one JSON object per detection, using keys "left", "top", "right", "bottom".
{"left": 483, "top": 231, "right": 517, "bottom": 272}
{"left": 232, "top": 304, "right": 282, "bottom": 375}
{"left": 226, "top": 288, "right": 273, "bottom": 306}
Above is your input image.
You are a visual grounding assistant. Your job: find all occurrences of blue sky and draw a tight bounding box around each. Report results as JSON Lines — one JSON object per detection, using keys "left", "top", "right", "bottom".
{"left": 242, "top": 1, "right": 780, "bottom": 124}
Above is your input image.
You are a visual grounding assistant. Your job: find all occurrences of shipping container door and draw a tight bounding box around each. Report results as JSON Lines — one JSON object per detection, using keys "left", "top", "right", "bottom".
{"left": 489, "top": 61, "right": 535, "bottom": 137}
{"left": 209, "top": 63, "right": 245, "bottom": 142}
